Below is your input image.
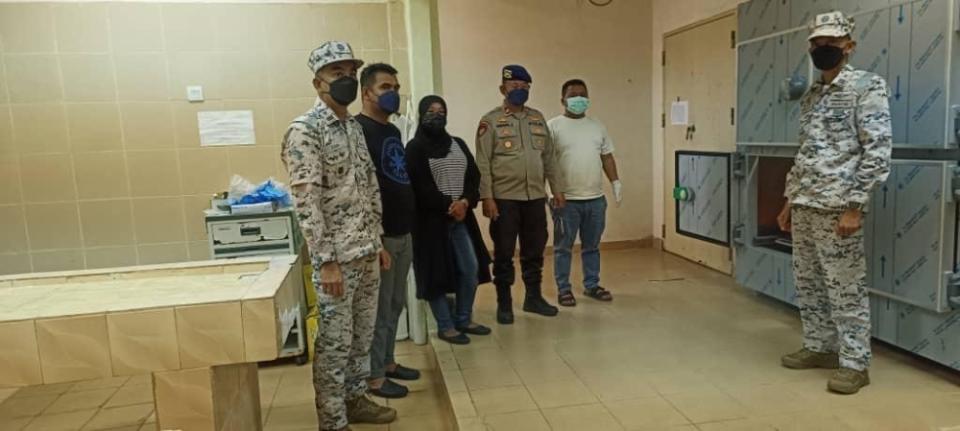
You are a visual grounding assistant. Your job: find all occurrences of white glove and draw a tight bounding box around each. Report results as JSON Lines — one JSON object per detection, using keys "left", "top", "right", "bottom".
{"left": 612, "top": 180, "right": 623, "bottom": 207}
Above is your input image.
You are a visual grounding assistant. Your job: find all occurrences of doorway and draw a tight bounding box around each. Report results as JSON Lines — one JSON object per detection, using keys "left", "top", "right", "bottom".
{"left": 662, "top": 12, "right": 737, "bottom": 274}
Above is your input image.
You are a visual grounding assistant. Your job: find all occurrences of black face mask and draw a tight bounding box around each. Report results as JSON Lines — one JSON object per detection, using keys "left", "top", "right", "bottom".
{"left": 810, "top": 45, "right": 845, "bottom": 71}
{"left": 324, "top": 76, "right": 359, "bottom": 106}
{"left": 421, "top": 113, "right": 447, "bottom": 134}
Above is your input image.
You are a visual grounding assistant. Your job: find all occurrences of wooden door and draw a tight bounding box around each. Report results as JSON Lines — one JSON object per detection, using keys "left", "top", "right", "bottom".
{"left": 662, "top": 13, "right": 737, "bottom": 274}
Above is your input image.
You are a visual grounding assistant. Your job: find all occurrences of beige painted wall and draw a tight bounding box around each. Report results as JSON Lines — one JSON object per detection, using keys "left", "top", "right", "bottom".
{"left": 0, "top": 1, "right": 410, "bottom": 274}
{"left": 650, "top": 0, "right": 745, "bottom": 243}
{"left": 436, "top": 0, "right": 653, "bottom": 244}
{"left": 0, "top": 0, "right": 750, "bottom": 274}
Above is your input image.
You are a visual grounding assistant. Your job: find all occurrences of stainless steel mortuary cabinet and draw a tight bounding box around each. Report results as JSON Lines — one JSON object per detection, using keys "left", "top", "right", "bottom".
{"left": 728, "top": 0, "right": 960, "bottom": 371}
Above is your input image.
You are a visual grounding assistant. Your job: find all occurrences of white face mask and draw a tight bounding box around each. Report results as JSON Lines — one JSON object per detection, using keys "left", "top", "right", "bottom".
{"left": 565, "top": 96, "right": 590, "bottom": 115}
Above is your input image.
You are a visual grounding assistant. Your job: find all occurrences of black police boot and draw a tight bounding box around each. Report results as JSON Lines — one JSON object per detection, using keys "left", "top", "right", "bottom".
{"left": 496, "top": 306, "right": 514, "bottom": 325}
{"left": 523, "top": 295, "right": 559, "bottom": 317}
{"left": 495, "top": 285, "right": 514, "bottom": 324}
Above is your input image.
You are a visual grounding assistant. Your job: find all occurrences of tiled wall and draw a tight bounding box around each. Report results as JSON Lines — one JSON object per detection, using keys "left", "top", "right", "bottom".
{"left": 0, "top": 1, "right": 410, "bottom": 274}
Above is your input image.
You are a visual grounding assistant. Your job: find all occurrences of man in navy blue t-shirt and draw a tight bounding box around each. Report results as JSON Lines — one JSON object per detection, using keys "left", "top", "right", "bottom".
{"left": 356, "top": 63, "right": 419, "bottom": 399}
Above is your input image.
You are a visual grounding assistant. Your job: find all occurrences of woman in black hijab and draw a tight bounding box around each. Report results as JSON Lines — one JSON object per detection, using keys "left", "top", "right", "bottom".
{"left": 405, "top": 95, "right": 492, "bottom": 345}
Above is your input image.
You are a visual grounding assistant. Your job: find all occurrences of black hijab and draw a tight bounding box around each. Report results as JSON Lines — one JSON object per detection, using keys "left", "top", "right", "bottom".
{"left": 412, "top": 95, "right": 452, "bottom": 158}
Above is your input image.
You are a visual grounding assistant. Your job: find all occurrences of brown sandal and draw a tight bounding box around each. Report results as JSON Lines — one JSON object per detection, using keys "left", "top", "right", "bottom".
{"left": 558, "top": 291, "right": 577, "bottom": 307}
{"left": 585, "top": 287, "right": 613, "bottom": 301}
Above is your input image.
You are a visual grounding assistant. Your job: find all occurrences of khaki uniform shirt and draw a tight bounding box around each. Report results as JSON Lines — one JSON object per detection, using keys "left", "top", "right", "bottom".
{"left": 475, "top": 105, "right": 564, "bottom": 201}
{"left": 281, "top": 101, "right": 383, "bottom": 265}
{"left": 785, "top": 64, "right": 892, "bottom": 210}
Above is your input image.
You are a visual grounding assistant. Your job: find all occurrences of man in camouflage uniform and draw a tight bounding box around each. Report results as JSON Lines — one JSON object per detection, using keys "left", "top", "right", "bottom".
{"left": 776, "top": 12, "right": 892, "bottom": 395}
{"left": 476, "top": 65, "right": 566, "bottom": 325}
{"left": 282, "top": 41, "right": 396, "bottom": 430}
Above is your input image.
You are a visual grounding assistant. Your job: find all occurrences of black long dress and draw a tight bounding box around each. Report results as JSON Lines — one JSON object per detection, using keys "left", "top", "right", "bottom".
{"left": 405, "top": 136, "right": 492, "bottom": 301}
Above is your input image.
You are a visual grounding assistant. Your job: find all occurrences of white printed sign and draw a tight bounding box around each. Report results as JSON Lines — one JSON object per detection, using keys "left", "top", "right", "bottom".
{"left": 671, "top": 100, "right": 689, "bottom": 126}
{"left": 198, "top": 110, "right": 256, "bottom": 146}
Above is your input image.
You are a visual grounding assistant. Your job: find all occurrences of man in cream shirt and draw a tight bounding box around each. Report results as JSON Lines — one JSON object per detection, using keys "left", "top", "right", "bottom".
{"left": 548, "top": 79, "right": 622, "bottom": 307}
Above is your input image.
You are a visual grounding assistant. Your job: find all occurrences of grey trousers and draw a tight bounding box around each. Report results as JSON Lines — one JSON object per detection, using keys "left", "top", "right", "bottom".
{"left": 369, "top": 234, "right": 413, "bottom": 379}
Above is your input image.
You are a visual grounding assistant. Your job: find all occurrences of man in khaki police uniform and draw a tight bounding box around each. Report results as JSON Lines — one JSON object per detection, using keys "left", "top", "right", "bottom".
{"left": 777, "top": 12, "right": 892, "bottom": 395}
{"left": 476, "top": 65, "right": 565, "bottom": 325}
{"left": 282, "top": 41, "right": 396, "bottom": 430}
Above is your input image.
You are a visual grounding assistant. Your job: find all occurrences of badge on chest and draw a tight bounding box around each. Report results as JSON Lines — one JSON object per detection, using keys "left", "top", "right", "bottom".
{"left": 825, "top": 91, "right": 856, "bottom": 109}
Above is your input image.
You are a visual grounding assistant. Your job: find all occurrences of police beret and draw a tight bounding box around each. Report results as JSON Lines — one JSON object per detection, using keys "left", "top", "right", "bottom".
{"left": 502, "top": 65, "right": 532, "bottom": 83}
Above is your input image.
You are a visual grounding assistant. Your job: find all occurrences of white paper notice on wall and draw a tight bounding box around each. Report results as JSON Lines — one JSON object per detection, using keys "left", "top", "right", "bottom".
{"left": 671, "top": 100, "right": 689, "bottom": 126}
{"left": 198, "top": 110, "right": 256, "bottom": 146}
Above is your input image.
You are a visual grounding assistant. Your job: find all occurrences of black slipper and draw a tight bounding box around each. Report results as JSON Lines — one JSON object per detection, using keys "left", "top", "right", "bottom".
{"left": 386, "top": 364, "right": 421, "bottom": 381}
{"left": 438, "top": 331, "right": 470, "bottom": 345}
{"left": 369, "top": 379, "right": 408, "bottom": 399}
{"left": 456, "top": 323, "right": 492, "bottom": 336}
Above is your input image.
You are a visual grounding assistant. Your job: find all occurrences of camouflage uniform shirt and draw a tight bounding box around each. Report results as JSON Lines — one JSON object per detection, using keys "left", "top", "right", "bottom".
{"left": 282, "top": 101, "right": 383, "bottom": 265}
{"left": 785, "top": 64, "right": 892, "bottom": 209}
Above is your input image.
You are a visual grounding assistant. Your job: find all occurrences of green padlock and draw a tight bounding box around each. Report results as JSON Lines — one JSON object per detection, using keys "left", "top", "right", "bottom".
{"left": 673, "top": 186, "right": 693, "bottom": 201}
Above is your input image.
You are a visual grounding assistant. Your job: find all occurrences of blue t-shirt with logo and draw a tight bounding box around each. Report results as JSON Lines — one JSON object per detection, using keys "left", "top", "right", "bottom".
{"left": 357, "top": 114, "right": 415, "bottom": 236}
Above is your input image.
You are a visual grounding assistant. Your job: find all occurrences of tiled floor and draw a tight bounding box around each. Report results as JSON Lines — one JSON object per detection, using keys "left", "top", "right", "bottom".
{"left": 438, "top": 248, "right": 960, "bottom": 431}
{"left": 259, "top": 343, "right": 455, "bottom": 431}
{"left": 0, "top": 342, "right": 453, "bottom": 431}
{"left": 3, "top": 247, "right": 960, "bottom": 431}
{"left": 0, "top": 374, "right": 155, "bottom": 431}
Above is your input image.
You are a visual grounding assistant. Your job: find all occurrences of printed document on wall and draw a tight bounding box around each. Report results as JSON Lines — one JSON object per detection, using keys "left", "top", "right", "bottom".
{"left": 671, "top": 101, "right": 689, "bottom": 126}
{"left": 198, "top": 110, "right": 256, "bottom": 146}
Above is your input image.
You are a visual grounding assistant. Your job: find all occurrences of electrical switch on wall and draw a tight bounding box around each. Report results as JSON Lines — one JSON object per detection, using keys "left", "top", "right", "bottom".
{"left": 187, "top": 85, "right": 204, "bottom": 102}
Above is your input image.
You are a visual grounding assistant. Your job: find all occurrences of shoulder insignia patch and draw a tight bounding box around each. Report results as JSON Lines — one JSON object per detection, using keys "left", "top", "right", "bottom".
{"left": 477, "top": 121, "right": 490, "bottom": 138}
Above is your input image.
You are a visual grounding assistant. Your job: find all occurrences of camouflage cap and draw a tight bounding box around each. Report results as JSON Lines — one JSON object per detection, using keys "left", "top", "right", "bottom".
{"left": 308, "top": 41, "right": 364, "bottom": 74}
{"left": 808, "top": 11, "right": 854, "bottom": 41}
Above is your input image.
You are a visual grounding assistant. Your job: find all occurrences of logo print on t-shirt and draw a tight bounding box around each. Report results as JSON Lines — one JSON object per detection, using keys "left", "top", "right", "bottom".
{"left": 382, "top": 137, "right": 410, "bottom": 184}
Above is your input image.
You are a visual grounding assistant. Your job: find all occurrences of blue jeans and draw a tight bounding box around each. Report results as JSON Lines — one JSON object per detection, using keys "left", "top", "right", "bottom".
{"left": 428, "top": 222, "right": 479, "bottom": 332}
{"left": 552, "top": 197, "right": 607, "bottom": 294}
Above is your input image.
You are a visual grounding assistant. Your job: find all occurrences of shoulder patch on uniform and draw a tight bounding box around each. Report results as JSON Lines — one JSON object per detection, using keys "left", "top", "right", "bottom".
{"left": 477, "top": 121, "right": 490, "bottom": 138}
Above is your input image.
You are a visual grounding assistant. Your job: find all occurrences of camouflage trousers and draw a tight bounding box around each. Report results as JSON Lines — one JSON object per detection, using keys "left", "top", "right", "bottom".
{"left": 313, "top": 254, "right": 380, "bottom": 430}
{"left": 792, "top": 206, "right": 871, "bottom": 371}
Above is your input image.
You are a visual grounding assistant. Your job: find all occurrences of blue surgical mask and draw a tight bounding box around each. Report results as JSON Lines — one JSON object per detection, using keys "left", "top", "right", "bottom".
{"left": 506, "top": 88, "right": 529, "bottom": 106}
{"left": 377, "top": 90, "right": 401, "bottom": 114}
{"left": 565, "top": 96, "right": 590, "bottom": 115}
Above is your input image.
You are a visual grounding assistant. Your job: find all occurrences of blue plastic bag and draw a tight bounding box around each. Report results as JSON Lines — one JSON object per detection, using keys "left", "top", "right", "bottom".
{"left": 235, "top": 179, "right": 292, "bottom": 207}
